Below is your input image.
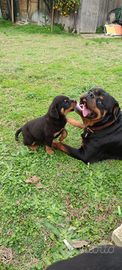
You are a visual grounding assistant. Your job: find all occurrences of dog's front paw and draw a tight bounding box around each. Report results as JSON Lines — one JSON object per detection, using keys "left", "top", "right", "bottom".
{"left": 46, "top": 146, "right": 54, "bottom": 155}
{"left": 28, "top": 145, "right": 38, "bottom": 151}
{"left": 52, "top": 141, "right": 61, "bottom": 150}
{"left": 48, "top": 149, "right": 54, "bottom": 155}
{"left": 59, "top": 129, "right": 67, "bottom": 141}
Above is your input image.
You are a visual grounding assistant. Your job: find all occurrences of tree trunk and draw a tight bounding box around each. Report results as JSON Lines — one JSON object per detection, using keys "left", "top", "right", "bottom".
{"left": 11, "top": 0, "right": 14, "bottom": 22}
{"left": 37, "top": 0, "right": 39, "bottom": 25}
{"left": 51, "top": 0, "right": 54, "bottom": 32}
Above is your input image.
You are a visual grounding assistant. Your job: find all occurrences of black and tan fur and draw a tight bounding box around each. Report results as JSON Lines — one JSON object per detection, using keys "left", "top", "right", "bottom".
{"left": 15, "top": 95, "right": 76, "bottom": 154}
{"left": 52, "top": 88, "right": 122, "bottom": 163}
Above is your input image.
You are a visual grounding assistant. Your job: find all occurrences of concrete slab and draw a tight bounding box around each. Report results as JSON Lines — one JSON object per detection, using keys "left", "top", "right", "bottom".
{"left": 112, "top": 225, "right": 122, "bottom": 247}
{"left": 81, "top": 33, "right": 122, "bottom": 38}
{"left": 98, "top": 240, "right": 113, "bottom": 246}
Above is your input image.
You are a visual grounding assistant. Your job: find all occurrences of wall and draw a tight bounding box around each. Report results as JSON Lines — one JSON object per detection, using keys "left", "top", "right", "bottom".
{"left": 0, "top": 0, "right": 2, "bottom": 18}
{"left": 20, "top": 0, "right": 45, "bottom": 22}
{"left": 97, "top": 0, "right": 122, "bottom": 27}
{"left": 54, "top": 9, "right": 74, "bottom": 31}
{"left": 54, "top": 0, "right": 122, "bottom": 33}
{"left": 78, "top": 0, "right": 100, "bottom": 33}
{"left": 30, "top": 0, "right": 50, "bottom": 24}
{"left": 54, "top": 0, "right": 100, "bottom": 33}
{"left": 1, "top": 0, "right": 9, "bottom": 19}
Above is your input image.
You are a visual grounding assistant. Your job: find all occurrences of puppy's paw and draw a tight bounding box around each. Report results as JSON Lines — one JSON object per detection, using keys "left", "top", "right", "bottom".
{"left": 28, "top": 145, "right": 38, "bottom": 151}
{"left": 46, "top": 146, "right": 54, "bottom": 155}
{"left": 59, "top": 129, "right": 67, "bottom": 141}
{"left": 48, "top": 149, "right": 54, "bottom": 155}
{"left": 59, "top": 136, "right": 63, "bottom": 142}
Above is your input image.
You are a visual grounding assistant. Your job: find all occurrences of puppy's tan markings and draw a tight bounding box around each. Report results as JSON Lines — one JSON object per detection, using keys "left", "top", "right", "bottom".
{"left": 61, "top": 102, "right": 76, "bottom": 116}
{"left": 46, "top": 146, "right": 54, "bottom": 155}
{"left": 54, "top": 128, "right": 64, "bottom": 138}
{"left": 28, "top": 145, "right": 38, "bottom": 151}
{"left": 61, "top": 108, "right": 64, "bottom": 114}
{"left": 59, "top": 129, "right": 67, "bottom": 141}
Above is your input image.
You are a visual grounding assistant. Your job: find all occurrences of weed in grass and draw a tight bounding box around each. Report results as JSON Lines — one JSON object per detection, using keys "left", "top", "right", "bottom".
{"left": 0, "top": 18, "right": 13, "bottom": 27}
{"left": 118, "top": 206, "right": 122, "bottom": 218}
{"left": 96, "top": 25, "right": 104, "bottom": 34}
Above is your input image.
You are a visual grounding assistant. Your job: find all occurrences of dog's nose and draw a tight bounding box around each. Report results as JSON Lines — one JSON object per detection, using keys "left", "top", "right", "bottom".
{"left": 87, "top": 91, "right": 94, "bottom": 99}
{"left": 72, "top": 99, "right": 77, "bottom": 104}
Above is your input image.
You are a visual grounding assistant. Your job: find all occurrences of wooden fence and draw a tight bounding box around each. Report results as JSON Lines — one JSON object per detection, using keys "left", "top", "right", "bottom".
{"left": 1, "top": 0, "right": 122, "bottom": 33}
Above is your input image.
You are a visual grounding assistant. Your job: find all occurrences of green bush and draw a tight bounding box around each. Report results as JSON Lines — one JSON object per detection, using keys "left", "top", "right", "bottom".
{"left": 96, "top": 25, "right": 104, "bottom": 33}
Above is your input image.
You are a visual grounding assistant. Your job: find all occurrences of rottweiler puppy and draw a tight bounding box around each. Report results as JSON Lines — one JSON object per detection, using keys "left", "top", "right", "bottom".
{"left": 46, "top": 245, "right": 122, "bottom": 270}
{"left": 52, "top": 88, "right": 122, "bottom": 163}
{"left": 15, "top": 95, "right": 76, "bottom": 154}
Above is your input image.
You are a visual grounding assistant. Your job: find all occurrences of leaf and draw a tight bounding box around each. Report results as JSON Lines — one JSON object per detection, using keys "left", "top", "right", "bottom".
{"left": 24, "top": 171, "right": 30, "bottom": 175}
{"left": 63, "top": 239, "right": 72, "bottom": 250}
{"left": 70, "top": 240, "right": 90, "bottom": 248}
{"left": 50, "top": 232, "right": 55, "bottom": 241}
{"left": 36, "top": 182, "right": 43, "bottom": 188}
{"left": 68, "top": 226, "right": 77, "bottom": 231}
{"left": 44, "top": 221, "right": 59, "bottom": 237}
{"left": 25, "top": 175, "right": 39, "bottom": 184}
{"left": 118, "top": 206, "right": 122, "bottom": 216}
{"left": 16, "top": 200, "right": 20, "bottom": 206}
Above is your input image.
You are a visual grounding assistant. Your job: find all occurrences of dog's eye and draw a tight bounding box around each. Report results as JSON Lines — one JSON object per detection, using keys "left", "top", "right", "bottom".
{"left": 98, "top": 99, "right": 103, "bottom": 104}
{"left": 64, "top": 99, "right": 68, "bottom": 102}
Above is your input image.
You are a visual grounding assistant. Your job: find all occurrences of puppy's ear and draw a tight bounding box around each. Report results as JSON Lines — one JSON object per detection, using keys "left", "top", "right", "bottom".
{"left": 113, "top": 102, "right": 120, "bottom": 120}
{"left": 49, "top": 104, "right": 59, "bottom": 119}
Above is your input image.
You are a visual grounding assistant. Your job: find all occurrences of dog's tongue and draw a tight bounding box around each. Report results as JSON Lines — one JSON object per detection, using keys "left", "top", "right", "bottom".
{"left": 80, "top": 104, "right": 91, "bottom": 117}
{"left": 76, "top": 102, "right": 92, "bottom": 117}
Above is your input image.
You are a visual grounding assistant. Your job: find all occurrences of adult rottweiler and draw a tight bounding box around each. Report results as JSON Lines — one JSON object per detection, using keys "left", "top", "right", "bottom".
{"left": 15, "top": 95, "right": 76, "bottom": 155}
{"left": 52, "top": 88, "right": 122, "bottom": 163}
{"left": 46, "top": 245, "right": 122, "bottom": 270}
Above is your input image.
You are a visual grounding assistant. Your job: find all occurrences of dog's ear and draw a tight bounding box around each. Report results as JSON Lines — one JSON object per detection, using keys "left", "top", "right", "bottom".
{"left": 113, "top": 102, "right": 120, "bottom": 120}
{"left": 49, "top": 104, "right": 59, "bottom": 119}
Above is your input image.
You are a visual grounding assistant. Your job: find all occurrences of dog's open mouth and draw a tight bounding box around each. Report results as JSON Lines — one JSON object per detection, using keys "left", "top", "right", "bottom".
{"left": 75, "top": 101, "right": 96, "bottom": 118}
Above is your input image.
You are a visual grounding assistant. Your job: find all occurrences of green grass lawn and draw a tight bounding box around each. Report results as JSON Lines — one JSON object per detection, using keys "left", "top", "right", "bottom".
{"left": 0, "top": 19, "right": 122, "bottom": 270}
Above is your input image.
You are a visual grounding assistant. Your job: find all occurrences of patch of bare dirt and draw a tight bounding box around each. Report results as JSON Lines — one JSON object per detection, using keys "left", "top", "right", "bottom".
{"left": 0, "top": 245, "right": 13, "bottom": 264}
{"left": 0, "top": 245, "right": 43, "bottom": 270}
